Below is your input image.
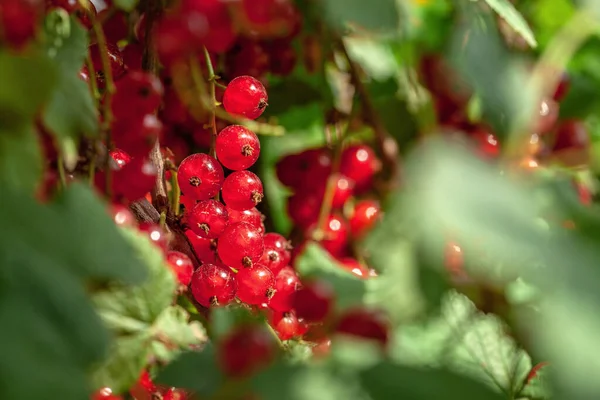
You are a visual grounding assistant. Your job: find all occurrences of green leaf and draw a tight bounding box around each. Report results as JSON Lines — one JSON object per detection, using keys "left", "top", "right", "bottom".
{"left": 90, "top": 332, "right": 152, "bottom": 394}
{"left": 0, "top": 123, "right": 43, "bottom": 193}
{"left": 0, "top": 51, "right": 58, "bottom": 127}
{"left": 483, "top": 0, "right": 537, "bottom": 48}
{"left": 94, "top": 228, "right": 176, "bottom": 330}
{"left": 295, "top": 243, "right": 366, "bottom": 310}
{"left": 344, "top": 38, "right": 398, "bottom": 81}
{"left": 150, "top": 306, "right": 207, "bottom": 363}
{"left": 43, "top": 16, "right": 98, "bottom": 139}
{"left": 360, "top": 362, "right": 504, "bottom": 400}
{"left": 321, "top": 0, "right": 400, "bottom": 33}
{"left": 113, "top": 0, "right": 138, "bottom": 11}
{"left": 156, "top": 344, "right": 223, "bottom": 397}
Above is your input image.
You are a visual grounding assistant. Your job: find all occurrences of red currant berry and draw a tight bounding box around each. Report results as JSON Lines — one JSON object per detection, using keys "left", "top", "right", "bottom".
{"left": 535, "top": 97, "right": 559, "bottom": 134}
{"left": 177, "top": 153, "right": 224, "bottom": 201}
{"left": 129, "top": 370, "right": 156, "bottom": 400}
{"left": 270, "top": 311, "right": 301, "bottom": 341}
{"left": 109, "top": 148, "right": 131, "bottom": 168}
{"left": 215, "top": 125, "right": 260, "bottom": 170}
{"left": 223, "top": 76, "right": 268, "bottom": 120}
{"left": 217, "top": 222, "right": 264, "bottom": 269}
{"left": 317, "top": 214, "right": 349, "bottom": 257}
{"left": 99, "top": 9, "right": 128, "bottom": 42}
{"left": 444, "top": 241, "right": 465, "bottom": 278}
{"left": 269, "top": 266, "right": 300, "bottom": 312}
{"left": 258, "top": 233, "right": 291, "bottom": 275}
{"left": 221, "top": 170, "right": 264, "bottom": 211}
{"left": 0, "top": 0, "right": 43, "bottom": 49}
{"left": 218, "top": 325, "right": 276, "bottom": 378}
{"left": 89, "top": 42, "right": 126, "bottom": 87}
{"left": 335, "top": 307, "right": 389, "bottom": 347}
{"left": 349, "top": 199, "right": 380, "bottom": 238}
{"left": 191, "top": 263, "right": 237, "bottom": 307}
{"left": 112, "top": 114, "right": 163, "bottom": 158}
{"left": 327, "top": 174, "right": 355, "bottom": 208}
{"left": 276, "top": 148, "right": 332, "bottom": 189}
{"left": 110, "top": 204, "right": 136, "bottom": 227}
{"left": 340, "top": 144, "right": 381, "bottom": 193}
{"left": 204, "top": 18, "right": 237, "bottom": 54}
{"left": 186, "top": 200, "right": 229, "bottom": 239}
{"left": 338, "top": 257, "right": 370, "bottom": 279}
{"left": 162, "top": 388, "right": 188, "bottom": 400}
{"left": 287, "top": 192, "right": 321, "bottom": 230}
{"left": 185, "top": 230, "right": 218, "bottom": 264}
{"left": 469, "top": 127, "right": 500, "bottom": 158}
{"left": 236, "top": 263, "right": 275, "bottom": 305}
{"left": 110, "top": 157, "right": 157, "bottom": 202}
{"left": 92, "top": 387, "right": 122, "bottom": 400}
{"left": 227, "top": 207, "right": 265, "bottom": 234}
{"left": 166, "top": 251, "right": 194, "bottom": 286}
{"left": 225, "top": 38, "right": 270, "bottom": 78}
{"left": 139, "top": 222, "right": 168, "bottom": 253}
{"left": 265, "top": 39, "right": 297, "bottom": 76}
{"left": 292, "top": 280, "right": 334, "bottom": 323}
{"left": 112, "top": 70, "right": 164, "bottom": 119}
{"left": 551, "top": 119, "right": 589, "bottom": 151}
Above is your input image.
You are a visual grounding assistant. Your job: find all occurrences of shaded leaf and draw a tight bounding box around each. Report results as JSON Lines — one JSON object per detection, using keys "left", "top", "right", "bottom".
{"left": 483, "top": 0, "right": 537, "bottom": 48}
{"left": 321, "top": 0, "right": 399, "bottom": 33}
{"left": 0, "top": 123, "right": 43, "bottom": 193}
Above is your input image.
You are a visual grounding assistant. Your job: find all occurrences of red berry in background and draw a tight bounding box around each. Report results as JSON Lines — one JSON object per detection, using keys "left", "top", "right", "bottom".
{"left": 338, "top": 257, "right": 370, "bottom": 279}
{"left": 221, "top": 170, "right": 264, "bottom": 211}
{"left": 217, "top": 222, "right": 264, "bottom": 269}
{"left": 162, "top": 388, "right": 188, "bottom": 400}
{"left": 166, "top": 251, "right": 194, "bottom": 286}
{"left": 0, "top": 0, "right": 43, "bottom": 49}
{"left": 204, "top": 18, "right": 237, "bottom": 54}
{"left": 177, "top": 153, "right": 224, "bottom": 201}
{"left": 187, "top": 199, "right": 229, "bottom": 239}
{"left": 259, "top": 233, "right": 291, "bottom": 275}
{"left": 270, "top": 311, "right": 302, "bottom": 340}
{"left": 191, "top": 263, "right": 237, "bottom": 307}
{"left": 269, "top": 266, "right": 300, "bottom": 312}
{"left": 287, "top": 192, "right": 321, "bottom": 230}
{"left": 534, "top": 96, "right": 559, "bottom": 134}
{"left": 185, "top": 230, "right": 218, "bottom": 264}
{"left": 227, "top": 207, "right": 265, "bottom": 235}
{"left": 575, "top": 181, "right": 592, "bottom": 206}
{"left": 335, "top": 307, "right": 389, "bottom": 347}
{"left": 216, "top": 125, "right": 261, "bottom": 170}
{"left": 112, "top": 114, "right": 163, "bottom": 157}
{"left": 139, "top": 222, "right": 168, "bottom": 253}
{"left": 553, "top": 73, "right": 570, "bottom": 102}
{"left": 236, "top": 263, "right": 275, "bottom": 305}
{"left": 292, "top": 280, "right": 334, "bottom": 323}
{"left": 100, "top": 9, "right": 128, "bottom": 43}
{"left": 551, "top": 119, "right": 590, "bottom": 151}
{"left": 265, "top": 39, "right": 297, "bottom": 76}
{"left": 276, "top": 148, "right": 332, "bottom": 188}
{"left": 470, "top": 130, "right": 500, "bottom": 158}
{"left": 223, "top": 76, "right": 268, "bottom": 120}
{"left": 218, "top": 325, "right": 276, "bottom": 378}
{"left": 109, "top": 148, "right": 132, "bottom": 168}
{"left": 112, "top": 71, "right": 164, "bottom": 119}
{"left": 225, "top": 38, "right": 270, "bottom": 78}
{"left": 317, "top": 214, "right": 349, "bottom": 257}
{"left": 444, "top": 241, "right": 465, "bottom": 277}
{"left": 129, "top": 370, "right": 156, "bottom": 400}
{"left": 112, "top": 157, "right": 157, "bottom": 202}
{"left": 89, "top": 42, "right": 126, "bottom": 87}
{"left": 110, "top": 204, "right": 136, "bottom": 227}
{"left": 326, "top": 174, "right": 355, "bottom": 208}
{"left": 349, "top": 199, "right": 380, "bottom": 238}
{"left": 92, "top": 387, "right": 122, "bottom": 400}
{"left": 340, "top": 144, "right": 381, "bottom": 193}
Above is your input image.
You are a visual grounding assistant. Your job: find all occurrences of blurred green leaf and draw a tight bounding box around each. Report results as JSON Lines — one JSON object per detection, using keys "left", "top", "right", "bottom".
{"left": 43, "top": 16, "right": 98, "bottom": 139}
{"left": 150, "top": 306, "right": 207, "bottom": 364}
{"left": 156, "top": 344, "right": 223, "bottom": 397}
{"left": 518, "top": 364, "right": 552, "bottom": 399}
{"left": 0, "top": 51, "right": 57, "bottom": 127}
{"left": 113, "top": 0, "right": 138, "bottom": 12}
{"left": 295, "top": 243, "right": 366, "bottom": 310}
{"left": 0, "top": 123, "right": 43, "bottom": 193}
{"left": 321, "top": 0, "right": 399, "bottom": 33}
{"left": 483, "top": 0, "right": 537, "bottom": 48}
{"left": 360, "top": 362, "right": 504, "bottom": 400}
{"left": 526, "top": 0, "right": 574, "bottom": 48}
{"left": 344, "top": 38, "right": 398, "bottom": 80}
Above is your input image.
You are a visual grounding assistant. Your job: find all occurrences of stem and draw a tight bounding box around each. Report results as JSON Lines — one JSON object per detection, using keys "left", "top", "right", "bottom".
{"left": 203, "top": 47, "right": 218, "bottom": 160}
{"left": 57, "top": 153, "right": 67, "bottom": 189}
{"left": 85, "top": 54, "right": 100, "bottom": 105}
{"left": 91, "top": 18, "right": 115, "bottom": 199}
{"left": 337, "top": 38, "right": 399, "bottom": 182}
{"left": 171, "top": 171, "right": 181, "bottom": 216}
{"left": 159, "top": 211, "right": 167, "bottom": 229}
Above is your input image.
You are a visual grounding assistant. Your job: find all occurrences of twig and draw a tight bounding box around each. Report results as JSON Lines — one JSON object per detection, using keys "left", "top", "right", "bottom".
{"left": 337, "top": 37, "right": 399, "bottom": 183}
{"left": 203, "top": 46, "right": 219, "bottom": 160}
{"left": 171, "top": 171, "right": 181, "bottom": 216}
{"left": 91, "top": 17, "right": 115, "bottom": 198}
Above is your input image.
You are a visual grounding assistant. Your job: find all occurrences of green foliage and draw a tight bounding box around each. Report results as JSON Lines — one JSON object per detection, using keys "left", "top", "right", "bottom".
{"left": 43, "top": 14, "right": 98, "bottom": 140}
{"left": 483, "top": 0, "right": 538, "bottom": 48}
{"left": 321, "top": 0, "right": 400, "bottom": 33}
{"left": 0, "top": 123, "right": 43, "bottom": 193}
